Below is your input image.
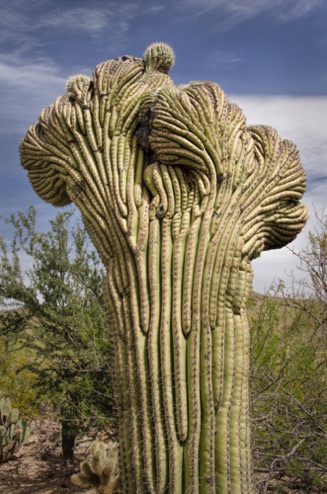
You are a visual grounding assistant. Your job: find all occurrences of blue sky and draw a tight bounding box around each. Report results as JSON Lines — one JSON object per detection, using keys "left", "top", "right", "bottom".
{"left": 1, "top": 0, "right": 326, "bottom": 292}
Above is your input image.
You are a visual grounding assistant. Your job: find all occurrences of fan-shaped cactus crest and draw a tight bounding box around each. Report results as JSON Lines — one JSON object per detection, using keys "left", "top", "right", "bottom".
{"left": 20, "top": 42, "right": 307, "bottom": 494}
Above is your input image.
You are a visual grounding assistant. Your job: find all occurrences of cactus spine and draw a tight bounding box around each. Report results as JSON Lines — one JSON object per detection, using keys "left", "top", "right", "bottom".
{"left": 71, "top": 441, "right": 120, "bottom": 494}
{"left": 20, "top": 43, "right": 308, "bottom": 493}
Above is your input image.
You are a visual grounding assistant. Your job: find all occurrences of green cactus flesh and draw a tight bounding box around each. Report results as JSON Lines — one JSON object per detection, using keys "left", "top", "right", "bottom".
{"left": 72, "top": 441, "right": 120, "bottom": 494}
{"left": 0, "top": 397, "right": 35, "bottom": 462}
{"left": 20, "top": 43, "right": 307, "bottom": 493}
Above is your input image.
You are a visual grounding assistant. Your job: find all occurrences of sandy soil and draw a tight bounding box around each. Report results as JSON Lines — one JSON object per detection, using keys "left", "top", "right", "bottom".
{"left": 0, "top": 418, "right": 94, "bottom": 494}
{"left": 0, "top": 419, "right": 324, "bottom": 494}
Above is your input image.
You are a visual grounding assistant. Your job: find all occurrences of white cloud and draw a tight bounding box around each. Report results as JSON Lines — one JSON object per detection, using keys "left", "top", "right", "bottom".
{"left": 0, "top": 54, "right": 68, "bottom": 136}
{"left": 41, "top": 8, "right": 109, "bottom": 33}
{"left": 233, "top": 95, "right": 327, "bottom": 178}
{"left": 0, "top": 2, "right": 141, "bottom": 56}
{"left": 251, "top": 215, "right": 314, "bottom": 294}
{"left": 211, "top": 49, "right": 242, "bottom": 66}
{"left": 0, "top": 6, "right": 40, "bottom": 56}
{"left": 39, "top": 4, "right": 138, "bottom": 38}
{"left": 182, "top": 0, "right": 323, "bottom": 26}
{"left": 231, "top": 95, "right": 327, "bottom": 292}
{"left": 0, "top": 1, "right": 167, "bottom": 137}
{"left": 0, "top": 3, "right": 142, "bottom": 136}
{"left": 146, "top": 4, "right": 166, "bottom": 14}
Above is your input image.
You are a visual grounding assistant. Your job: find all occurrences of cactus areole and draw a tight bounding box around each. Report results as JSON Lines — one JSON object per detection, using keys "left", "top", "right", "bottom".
{"left": 20, "top": 43, "right": 308, "bottom": 493}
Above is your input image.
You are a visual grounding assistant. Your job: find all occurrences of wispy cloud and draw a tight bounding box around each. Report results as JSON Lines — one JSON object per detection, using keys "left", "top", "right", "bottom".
{"left": 0, "top": 2, "right": 142, "bottom": 55}
{"left": 182, "top": 0, "right": 323, "bottom": 26}
{"left": 0, "top": 2, "right": 142, "bottom": 135}
{"left": 40, "top": 8, "right": 111, "bottom": 34}
{"left": 233, "top": 95, "right": 327, "bottom": 179}
{"left": 146, "top": 4, "right": 166, "bottom": 15}
{"left": 39, "top": 4, "right": 138, "bottom": 39}
{"left": 211, "top": 49, "right": 242, "bottom": 67}
{"left": 0, "top": 53, "right": 67, "bottom": 135}
{"left": 0, "top": 5, "right": 41, "bottom": 56}
{"left": 232, "top": 94, "right": 327, "bottom": 292}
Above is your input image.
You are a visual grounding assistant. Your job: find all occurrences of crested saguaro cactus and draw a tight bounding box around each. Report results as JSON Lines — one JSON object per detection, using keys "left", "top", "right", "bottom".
{"left": 20, "top": 43, "right": 308, "bottom": 493}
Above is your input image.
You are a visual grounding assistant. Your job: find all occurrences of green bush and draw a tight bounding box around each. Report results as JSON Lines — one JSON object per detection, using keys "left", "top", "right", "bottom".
{"left": 249, "top": 288, "right": 327, "bottom": 491}
{"left": 0, "top": 207, "right": 116, "bottom": 461}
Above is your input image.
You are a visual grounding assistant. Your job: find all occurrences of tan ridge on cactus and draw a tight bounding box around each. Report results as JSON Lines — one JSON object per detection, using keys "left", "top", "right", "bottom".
{"left": 20, "top": 42, "right": 308, "bottom": 494}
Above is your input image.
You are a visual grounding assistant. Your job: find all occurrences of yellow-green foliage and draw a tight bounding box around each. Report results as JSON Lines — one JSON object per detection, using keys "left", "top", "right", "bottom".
{"left": 0, "top": 207, "right": 115, "bottom": 445}
{"left": 249, "top": 290, "right": 327, "bottom": 491}
{"left": 0, "top": 337, "right": 38, "bottom": 417}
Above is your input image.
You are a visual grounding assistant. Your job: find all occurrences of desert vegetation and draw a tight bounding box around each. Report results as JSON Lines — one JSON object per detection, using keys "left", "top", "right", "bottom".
{"left": 0, "top": 207, "right": 116, "bottom": 465}
{"left": 0, "top": 207, "right": 326, "bottom": 493}
{"left": 0, "top": 39, "right": 323, "bottom": 493}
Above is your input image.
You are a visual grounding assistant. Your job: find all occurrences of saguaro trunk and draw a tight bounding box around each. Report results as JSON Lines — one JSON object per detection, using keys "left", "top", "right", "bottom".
{"left": 20, "top": 43, "right": 308, "bottom": 493}
{"left": 103, "top": 198, "right": 254, "bottom": 494}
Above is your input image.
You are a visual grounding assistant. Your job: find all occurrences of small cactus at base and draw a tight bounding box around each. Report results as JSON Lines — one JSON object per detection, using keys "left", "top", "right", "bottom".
{"left": 71, "top": 441, "right": 120, "bottom": 494}
{"left": 0, "top": 396, "right": 35, "bottom": 463}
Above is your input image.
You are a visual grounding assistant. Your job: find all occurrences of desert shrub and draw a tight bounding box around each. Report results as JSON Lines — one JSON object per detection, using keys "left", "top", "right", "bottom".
{"left": 0, "top": 207, "right": 116, "bottom": 460}
{"left": 249, "top": 228, "right": 327, "bottom": 493}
